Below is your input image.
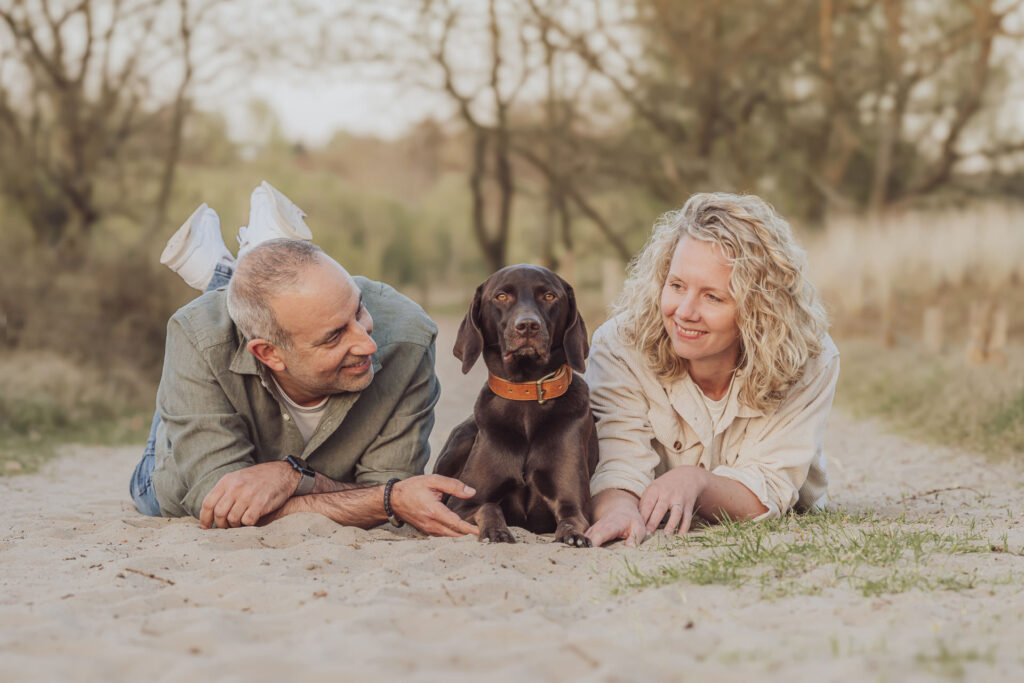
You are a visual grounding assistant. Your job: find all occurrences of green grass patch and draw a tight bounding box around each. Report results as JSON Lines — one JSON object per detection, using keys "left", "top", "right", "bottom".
{"left": 835, "top": 340, "right": 1024, "bottom": 460}
{"left": 610, "top": 510, "right": 1013, "bottom": 598}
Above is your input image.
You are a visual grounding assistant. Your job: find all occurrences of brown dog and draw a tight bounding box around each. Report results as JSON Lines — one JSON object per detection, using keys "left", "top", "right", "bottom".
{"left": 433, "top": 264, "right": 598, "bottom": 546}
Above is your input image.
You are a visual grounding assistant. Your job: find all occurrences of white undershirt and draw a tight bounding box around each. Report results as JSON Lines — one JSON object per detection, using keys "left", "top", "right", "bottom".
{"left": 272, "top": 376, "right": 328, "bottom": 444}
{"left": 700, "top": 372, "right": 735, "bottom": 434}
{"left": 702, "top": 391, "right": 729, "bottom": 433}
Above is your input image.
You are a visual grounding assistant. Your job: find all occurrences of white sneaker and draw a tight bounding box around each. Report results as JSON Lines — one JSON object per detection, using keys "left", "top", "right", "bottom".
{"left": 237, "top": 181, "right": 313, "bottom": 258}
{"left": 159, "top": 203, "right": 235, "bottom": 291}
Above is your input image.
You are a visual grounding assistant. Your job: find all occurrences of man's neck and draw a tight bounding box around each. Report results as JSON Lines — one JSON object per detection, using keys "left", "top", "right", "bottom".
{"left": 271, "top": 370, "right": 327, "bottom": 408}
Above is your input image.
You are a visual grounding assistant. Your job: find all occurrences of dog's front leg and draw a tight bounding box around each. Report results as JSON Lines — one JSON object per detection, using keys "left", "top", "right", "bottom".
{"left": 476, "top": 502, "right": 516, "bottom": 544}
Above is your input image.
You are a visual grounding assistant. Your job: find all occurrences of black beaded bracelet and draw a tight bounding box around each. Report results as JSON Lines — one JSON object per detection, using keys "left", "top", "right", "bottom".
{"left": 383, "top": 477, "right": 404, "bottom": 528}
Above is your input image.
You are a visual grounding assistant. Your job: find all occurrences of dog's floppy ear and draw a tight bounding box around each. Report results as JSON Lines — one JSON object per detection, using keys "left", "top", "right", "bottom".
{"left": 560, "top": 277, "right": 589, "bottom": 373}
{"left": 453, "top": 283, "right": 486, "bottom": 374}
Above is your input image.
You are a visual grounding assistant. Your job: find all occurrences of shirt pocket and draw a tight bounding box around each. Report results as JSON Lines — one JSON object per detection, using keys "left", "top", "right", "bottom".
{"left": 647, "top": 404, "right": 686, "bottom": 456}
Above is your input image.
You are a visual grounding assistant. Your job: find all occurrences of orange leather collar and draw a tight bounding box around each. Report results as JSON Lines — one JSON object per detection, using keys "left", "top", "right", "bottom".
{"left": 487, "top": 364, "right": 572, "bottom": 404}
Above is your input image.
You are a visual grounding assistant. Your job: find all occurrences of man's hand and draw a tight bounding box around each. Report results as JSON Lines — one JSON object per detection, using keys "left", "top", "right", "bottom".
{"left": 200, "top": 461, "right": 299, "bottom": 529}
{"left": 389, "top": 474, "right": 479, "bottom": 537}
{"left": 585, "top": 489, "right": 648, "bottom": 548}
{"left": 638, "top": 465, "right": 710, "bottom": 535}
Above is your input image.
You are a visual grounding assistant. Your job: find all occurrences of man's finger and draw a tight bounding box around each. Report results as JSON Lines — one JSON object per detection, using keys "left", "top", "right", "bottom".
{"left": 213, "top": 495, "right": 235, "bottom": 530}
{"left": 433, "top": 506, "right": 479, "bottom": 536}
{"left": 427, "top": 475, "right": 476, "bottom": 499}
{"left": 199, "top": 488, "right": 223, "bottom": 530}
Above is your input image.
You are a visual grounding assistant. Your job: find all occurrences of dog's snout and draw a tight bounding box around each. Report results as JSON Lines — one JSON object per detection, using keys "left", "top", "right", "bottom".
{"left": 514, "top": 315, "right": 541, "bottom": 335}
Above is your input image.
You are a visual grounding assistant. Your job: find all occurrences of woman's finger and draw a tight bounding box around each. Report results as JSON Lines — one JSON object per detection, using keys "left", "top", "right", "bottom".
{"left": 663, "top": 503, "right": 684, "bottom": 535}
{"left": 645, "top": 498, "right": 670, "bottom": 533}
{"left": 679, "top": 499, "right": 695, "bottom": 535}
{"left": 637, "top": 489, "right": 657, "bottom": 525}
{"left": 626, "top": 517, "right": 648, "bottom": 548}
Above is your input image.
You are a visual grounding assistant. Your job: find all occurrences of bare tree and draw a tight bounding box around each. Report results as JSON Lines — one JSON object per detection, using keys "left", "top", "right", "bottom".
{"left": 0, "top": 0, "right": 227, "bottom": 266}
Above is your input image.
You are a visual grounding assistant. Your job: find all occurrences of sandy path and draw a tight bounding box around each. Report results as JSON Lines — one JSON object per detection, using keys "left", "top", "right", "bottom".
{"left": 2, "top": 320, "right": 1022, "bottom": 682}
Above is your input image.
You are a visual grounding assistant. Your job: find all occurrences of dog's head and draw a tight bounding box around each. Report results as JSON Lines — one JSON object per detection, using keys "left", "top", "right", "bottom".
{"left": 454, "top": 264, "right": 588, "bottom": 378}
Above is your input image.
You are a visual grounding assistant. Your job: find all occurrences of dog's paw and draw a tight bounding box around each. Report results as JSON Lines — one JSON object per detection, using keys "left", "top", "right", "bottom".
{"left": 555, "top": 528, "right": 592, "bottom": 548}
{"left": 479, "top": 526, "right": 516, "bottom": 544}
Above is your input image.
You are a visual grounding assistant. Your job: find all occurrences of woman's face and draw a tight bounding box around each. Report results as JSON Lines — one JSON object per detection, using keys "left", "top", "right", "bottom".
{"left": 660, "top": 235, "right": 741, "bottom": 372}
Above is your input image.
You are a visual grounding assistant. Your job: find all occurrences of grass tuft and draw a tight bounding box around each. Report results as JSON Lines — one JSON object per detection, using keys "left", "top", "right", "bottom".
{"left": 609, "top": 510, "right": 1012, "bottom": 598}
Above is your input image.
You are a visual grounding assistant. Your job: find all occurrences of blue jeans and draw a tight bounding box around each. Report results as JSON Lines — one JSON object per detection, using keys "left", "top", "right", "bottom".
{"left": 130, "top": 262, "right": 234, "bottom": 516}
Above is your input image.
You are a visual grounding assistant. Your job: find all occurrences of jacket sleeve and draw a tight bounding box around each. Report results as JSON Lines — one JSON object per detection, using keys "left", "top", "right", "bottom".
{"left": 156, "top": 317, "right": 257, "bottom": 518}
{"left": 352, "top": 340, "right": 440, "bottom": 485}
{"left": 711, "top": 351, "right": 839, "bottom": 520}
{"left": 585, "top": 324, "right": 663, "bottom": 499}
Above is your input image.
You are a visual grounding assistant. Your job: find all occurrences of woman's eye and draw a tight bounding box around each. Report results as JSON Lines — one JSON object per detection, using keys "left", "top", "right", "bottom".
{"left": 707, "top": 293, "right": 722, "bottom": 303}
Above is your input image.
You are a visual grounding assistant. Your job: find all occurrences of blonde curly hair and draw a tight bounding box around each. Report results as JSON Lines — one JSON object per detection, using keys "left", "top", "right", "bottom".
{"left": 613, "top": 193, "right": 828, "bottom": 412}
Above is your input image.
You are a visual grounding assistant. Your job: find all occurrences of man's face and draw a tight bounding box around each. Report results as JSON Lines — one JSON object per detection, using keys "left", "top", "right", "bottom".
{"left": 267, "top": 258, "right": 377, "bottom": 405}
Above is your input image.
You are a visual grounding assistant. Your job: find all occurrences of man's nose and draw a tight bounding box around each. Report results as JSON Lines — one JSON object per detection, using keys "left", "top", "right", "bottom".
{"left": 354, "top": 319, "right": 378, "bottom": 355}
{"left": 514, "top": 314, "right": 541, "bottom": 335}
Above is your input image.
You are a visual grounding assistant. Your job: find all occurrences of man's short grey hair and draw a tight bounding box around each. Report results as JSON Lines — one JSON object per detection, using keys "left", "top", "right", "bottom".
{"left": 226, "top": 238, "right": 325, "bottom": 348}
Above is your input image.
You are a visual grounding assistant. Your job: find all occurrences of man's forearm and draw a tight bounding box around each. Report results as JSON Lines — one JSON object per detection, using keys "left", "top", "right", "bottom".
{"left": 259, "top": 485, "right": 388, "bottom": 527}
{"left": 311, "top": 473, "right": 368, "bottom": 494}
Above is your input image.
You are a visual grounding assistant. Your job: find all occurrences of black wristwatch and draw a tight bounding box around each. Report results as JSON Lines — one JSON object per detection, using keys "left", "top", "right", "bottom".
{"left": 285, "top": 456, "right": 316, "bottom": 496}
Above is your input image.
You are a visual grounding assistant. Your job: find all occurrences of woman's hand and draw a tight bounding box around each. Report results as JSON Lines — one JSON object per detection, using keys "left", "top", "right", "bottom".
{"left": 638, "top": 465, "right": 710, "bottom": 535}
{"left": 585, "top": 489, "right": 648, "bottom": 547}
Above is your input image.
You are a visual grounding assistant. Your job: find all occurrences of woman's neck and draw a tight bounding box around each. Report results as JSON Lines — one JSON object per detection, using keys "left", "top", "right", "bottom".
{"left": 688, "top": 358, "right": 737, "bottom": 400}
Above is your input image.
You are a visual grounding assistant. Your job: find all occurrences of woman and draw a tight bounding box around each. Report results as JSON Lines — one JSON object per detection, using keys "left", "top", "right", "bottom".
{"left": 584, "top": 193, "right": 838, "bottom": 547}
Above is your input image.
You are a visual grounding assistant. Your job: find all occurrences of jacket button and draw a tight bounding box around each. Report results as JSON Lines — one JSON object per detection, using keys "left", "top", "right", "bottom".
{"left": 673, "top": 441, "right": 682, "bottom": 450}
{"left": 283, "top": 414, "right": 290, "bottom": 421}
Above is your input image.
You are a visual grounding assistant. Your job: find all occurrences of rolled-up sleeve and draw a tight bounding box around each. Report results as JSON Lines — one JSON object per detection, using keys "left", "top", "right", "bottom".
{"left": 156, "top": 318, "right": 255, "bottom": 517}
{"left": 712, "top": 351, "right": 839, "bottom": 520}
{"left": 585, "top": 323, "right": 662, "bottom": 499}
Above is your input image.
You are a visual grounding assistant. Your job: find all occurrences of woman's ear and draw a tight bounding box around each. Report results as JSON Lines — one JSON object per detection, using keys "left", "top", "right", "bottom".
{"left": 453, "top": 283, "right": 486, "bottom": 374}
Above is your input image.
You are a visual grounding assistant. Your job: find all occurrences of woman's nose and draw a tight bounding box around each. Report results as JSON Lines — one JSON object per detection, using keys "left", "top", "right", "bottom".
{"left": 675, "top": 293, "right": 700, "bottom": 321}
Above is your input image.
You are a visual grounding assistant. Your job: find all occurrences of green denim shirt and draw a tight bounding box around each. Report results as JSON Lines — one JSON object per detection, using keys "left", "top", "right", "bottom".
{"left": 150, "top": 276, "right": 439, "bottom": 518}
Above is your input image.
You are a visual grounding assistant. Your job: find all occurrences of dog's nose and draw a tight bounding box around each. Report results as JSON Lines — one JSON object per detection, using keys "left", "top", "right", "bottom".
{"left": 514, "top": 315, "right": 541, "bottom": 335}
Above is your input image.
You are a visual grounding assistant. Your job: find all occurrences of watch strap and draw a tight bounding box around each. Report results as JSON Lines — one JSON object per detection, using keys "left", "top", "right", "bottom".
{"left": 286, "top": 456, "right": 316, "bottom": 496}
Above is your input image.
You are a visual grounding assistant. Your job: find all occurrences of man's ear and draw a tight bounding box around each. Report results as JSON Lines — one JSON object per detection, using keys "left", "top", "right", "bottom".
{"left": 560, "top": 278, "right": 589, "bottom": 373}
{"left": 247, "top": 338, "right": 286, "bottom": 372}
{"left": 453, "top": 283, "right": 485, "bottom": 374}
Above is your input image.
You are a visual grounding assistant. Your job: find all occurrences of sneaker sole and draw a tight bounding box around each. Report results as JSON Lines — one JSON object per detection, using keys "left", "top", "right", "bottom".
{"left": 160, "top": 203, "right": 209, "bottom": 267}
{"left": 261, "top": 181, "right": 313, "bottom": 240}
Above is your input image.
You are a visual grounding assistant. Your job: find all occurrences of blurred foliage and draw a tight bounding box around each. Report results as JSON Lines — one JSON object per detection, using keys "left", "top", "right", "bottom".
{"left": 1, "top": 0, "right": 1024, "bottom": 458}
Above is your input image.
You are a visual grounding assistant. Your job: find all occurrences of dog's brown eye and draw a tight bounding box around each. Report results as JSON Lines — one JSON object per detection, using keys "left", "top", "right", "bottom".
{"left": 543, "top": 292, "right": 556, "bottom": 301}
{"left": 495, "top": 292, "right": 508, "bottom": 302}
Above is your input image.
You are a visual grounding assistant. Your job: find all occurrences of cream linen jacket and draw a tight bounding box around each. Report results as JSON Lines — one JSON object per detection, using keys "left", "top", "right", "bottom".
{"left": 584, "top": 317, "right": 839, "bottom": 520}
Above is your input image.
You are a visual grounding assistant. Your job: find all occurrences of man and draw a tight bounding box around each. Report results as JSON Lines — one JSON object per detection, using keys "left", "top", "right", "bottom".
{"left": 129, "top": 183, "right": 477, "bottom": 537}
